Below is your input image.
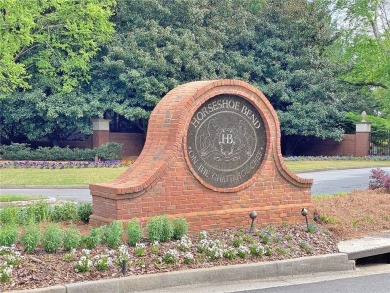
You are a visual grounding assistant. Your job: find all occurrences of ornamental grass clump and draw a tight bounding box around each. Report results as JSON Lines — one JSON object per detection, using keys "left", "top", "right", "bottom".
{"left": 126, "top": 218, "right": 143, "bottom": 247}
{"left": 0, "top": 225, "right": 18, "bottom": 246}
{"left": 0, "top": 207, "right": 19, "bottom": 225}
{"left": 50, "top": 202, "right": 78, "bottom": 222}
{"left": 103, "top": 221, "right": 123, "bottom": 248}
{"left": 43, "top": 223, "right": 63, "bottom": 253}
{"left": 63, "top": 227, "right": 81, "bottom": 251}
{"left": 82, "top": 226, "right": 105, "bottom": 249}
{"left": 172, "top": 217, "right": 188, "bottom": 240}
{"left": 147, "top": 215, "right": 174, "bottom": 243}
{"left": 21, "top": 223, "right": 40, "bottom": 254}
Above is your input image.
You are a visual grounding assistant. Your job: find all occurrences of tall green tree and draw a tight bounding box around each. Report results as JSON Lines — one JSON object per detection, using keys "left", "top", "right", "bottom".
{"left": 84, "top": 0, "right": 259, "bottom": 131}
{"left": 0, "top": 0, "right": 116, "bottom": 144}
{"left": 247, "top": 0, "right": 364, "bottom": 154}
{"left": 327, "top": 0, "right": 390, "bottom": 117}
{"left": 0, "top": 0, "right": 116, "bottom": 94}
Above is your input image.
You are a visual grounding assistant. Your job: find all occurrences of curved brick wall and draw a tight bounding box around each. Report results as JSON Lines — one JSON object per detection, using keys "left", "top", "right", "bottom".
{"left": 90, "top": 80, "right": 312, "bottom": 231}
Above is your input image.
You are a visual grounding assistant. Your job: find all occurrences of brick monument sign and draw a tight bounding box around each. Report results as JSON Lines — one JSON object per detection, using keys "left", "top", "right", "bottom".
{"left": 90, "top": 80, "right": 312, "bottom": 231}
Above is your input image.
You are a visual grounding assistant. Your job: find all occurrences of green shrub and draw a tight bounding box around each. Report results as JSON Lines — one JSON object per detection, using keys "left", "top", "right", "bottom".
{"left": 0, "top": 143, "right": 32, "bottom": 160}
{"left": 82, "top": 226, "right": 106, "bottom": 249}
{"left": 172, "top": 217, "right": 188, "bottom": 240}
{"left": 63, "top": 227, "right": 81, "bottom": 251}
{"left": 25, "top": 201, "right": 50, "bottom": 223}
{"left": 50, "top": 202, "right": 78, "bottom": 222}
{"left": 21, "top": 223, "right": 40, "bottom": 253}
{"left": 103, "top": 221, "right": 124, "bottom": 248}
{"left": 0, "top": 225, "right": 18, "bottom": 246}
{"left": 0, "top": 207, "right": 19, "bottom": 225}
{"left": 77, "top": 203, "right": 93, "bottom": 223}
{"left": 95, "top": 142, "right": 123, "bottom": 160}
{"left": 43, "top": 223, "right": 63, "bottom": 253}
{"left": 126, "top": 218, "right": 143, "bottom": 246}
{"left": 147, "top": 215, "right": 174, "bottom": 243}
{"left": 0, "top": 142, "right": 123, "bottom": 161}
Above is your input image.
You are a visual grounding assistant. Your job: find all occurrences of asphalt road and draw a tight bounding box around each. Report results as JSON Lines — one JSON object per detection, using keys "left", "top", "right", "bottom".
{"left": 299, "top": 167, "right": 390, "bottom": 195}
{"left": 138, "top": 263, "right": 390, "bottom": 293}
{"left": 1, "top": 167, "right": 390, "bottom": 202}
{"left": 241, "top": 273, "right": 390, "bottom": 293}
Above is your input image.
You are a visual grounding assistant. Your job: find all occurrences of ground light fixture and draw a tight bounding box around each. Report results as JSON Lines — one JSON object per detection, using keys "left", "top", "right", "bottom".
{"left": 301, "top": 208, "right": 309, "bottom": 230}
{"left": 249, "top": 211, "right": 258, "bottom": 234}
{"left": 121, "top": 259, "right": 127, "bottom": 275}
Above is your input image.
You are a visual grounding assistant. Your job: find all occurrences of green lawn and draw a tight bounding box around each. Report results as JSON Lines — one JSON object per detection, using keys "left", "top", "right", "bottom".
{"left": 285, "top": 160, "right": 390, "bottom": 172}
{"left": 0, "top": 160, "right": 389, "bottom": 186}
{"left": 0, "top": 194, "right": 48, "bottom": 202}
{"left": 0, "top": 167, "right": 127, "bottom": 186}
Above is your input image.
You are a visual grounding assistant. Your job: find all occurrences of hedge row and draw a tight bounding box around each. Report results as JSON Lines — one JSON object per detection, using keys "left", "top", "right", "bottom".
{"left": 0, "top": 142, "right": 122, "bottom": 161}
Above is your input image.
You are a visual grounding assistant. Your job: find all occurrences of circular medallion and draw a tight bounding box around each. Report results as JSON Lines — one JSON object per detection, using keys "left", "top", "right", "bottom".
{"left": 186, "top": 94, "right": 266, "bottom": 188}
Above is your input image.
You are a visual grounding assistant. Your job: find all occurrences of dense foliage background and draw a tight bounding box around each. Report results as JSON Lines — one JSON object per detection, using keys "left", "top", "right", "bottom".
{"left": 1, "top": 0, "right": 389, "bottom": 154}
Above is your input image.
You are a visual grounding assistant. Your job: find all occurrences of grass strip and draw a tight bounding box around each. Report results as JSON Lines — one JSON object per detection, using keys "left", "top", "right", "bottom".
{"left": 286, "top": 160, "right": 390, "bottom": 172}
{"left": 0, "top": 167, "right": 127, "bottom": 186}
{"left": 0, "top": 195, "right": 48, "bottom": 202}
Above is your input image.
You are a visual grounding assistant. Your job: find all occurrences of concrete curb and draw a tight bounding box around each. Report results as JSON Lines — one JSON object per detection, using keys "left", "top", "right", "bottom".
{"left": 9, "top": 253, "right": 354, "bottom": 293}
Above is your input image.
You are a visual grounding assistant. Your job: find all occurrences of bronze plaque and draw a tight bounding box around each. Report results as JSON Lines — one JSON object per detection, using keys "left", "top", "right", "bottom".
{"left": 187, "top": 94, "right": 266, "bottom": 188}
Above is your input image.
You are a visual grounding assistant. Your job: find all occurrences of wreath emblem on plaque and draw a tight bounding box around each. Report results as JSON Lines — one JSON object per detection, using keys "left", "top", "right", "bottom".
{"left": 198, "top": 119, "right": 253, "bottom": 162}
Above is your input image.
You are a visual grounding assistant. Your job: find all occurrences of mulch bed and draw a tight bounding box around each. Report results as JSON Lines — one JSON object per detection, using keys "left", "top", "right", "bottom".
{"left": 2, "top": 188, "right": 389, "bottom": 292}
{"left": 1, "top": 224, "right": 337, "bottom": 292}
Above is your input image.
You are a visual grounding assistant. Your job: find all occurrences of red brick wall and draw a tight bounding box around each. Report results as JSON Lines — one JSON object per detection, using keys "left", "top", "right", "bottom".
{"left": 297, "top": 135, "right": 356, "bottom": 156}
{"left": 109, "top": 133, "right": 145, "bottom": 157}
{"left": 355, "top": 132, "right": 370, "bottom": 157}
{"left": 90, "top": 80, "right": 313, "bottom": 231}
{"left": 58, "top": 137, "right": 92, "bottom": 149}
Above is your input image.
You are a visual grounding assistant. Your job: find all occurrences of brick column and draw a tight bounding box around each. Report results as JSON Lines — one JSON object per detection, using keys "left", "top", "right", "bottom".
{"left": 355, "top": 112, "right": 371, "bottom": 157}
{"left": 92, "top": 119, "right": 110, "bottom": 148}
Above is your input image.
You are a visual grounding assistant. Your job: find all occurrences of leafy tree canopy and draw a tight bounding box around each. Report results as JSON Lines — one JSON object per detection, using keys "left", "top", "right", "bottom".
{"left": 0, "top": 0, "right": 116, "bottom": 94}
{"left": 326, "top": 0, "right": 390, "bottom": 117}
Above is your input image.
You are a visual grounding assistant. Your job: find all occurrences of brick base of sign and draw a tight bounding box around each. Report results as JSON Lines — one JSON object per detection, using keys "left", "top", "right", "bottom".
{"left": 90, "top": 80, "right": 312, "bottom": 231}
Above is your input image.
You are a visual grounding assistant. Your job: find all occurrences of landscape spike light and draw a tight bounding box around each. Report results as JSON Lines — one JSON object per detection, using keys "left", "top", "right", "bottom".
{"left": 249, "top": 211, "right": 258, "bottom": 234}
{"left": 301, "top": 208, "right": 309, "bottom": 230}
{"left": 121, "top": 259, "right": 127, "bottom": 275}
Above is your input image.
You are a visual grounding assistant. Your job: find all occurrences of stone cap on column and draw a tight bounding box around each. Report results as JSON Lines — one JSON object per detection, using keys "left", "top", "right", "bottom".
{"left": 92, "top": 119, "right": 111, "bottom": 131}
{"left": 355, "top": 111, "right": 371, "bottom": 133}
